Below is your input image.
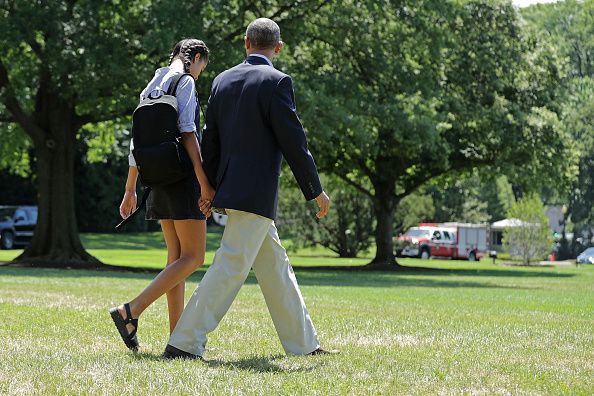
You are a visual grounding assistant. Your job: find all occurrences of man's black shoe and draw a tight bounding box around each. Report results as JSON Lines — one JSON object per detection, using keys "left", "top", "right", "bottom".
{"left": 307, "top": 347, "right": 340, "bottom": 355}
{"left": 162, "top": 344, "right": 202, "bottom": 360}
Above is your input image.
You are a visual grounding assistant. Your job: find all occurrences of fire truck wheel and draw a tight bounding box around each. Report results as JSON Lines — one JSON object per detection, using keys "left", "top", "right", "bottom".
{"left": 420, "top": 247, "right": 431, "bottom": 260}
{"left": 468, "top": 251, "right": 477, "bottom": 261}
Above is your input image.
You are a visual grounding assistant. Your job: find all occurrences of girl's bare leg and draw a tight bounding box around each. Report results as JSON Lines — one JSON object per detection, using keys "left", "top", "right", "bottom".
{"left": 160, "top": 220, "right": 184, "bottom": 334}
{"left": 168, "top": 219, "right": 208, "bottom": 332}
{"left": 118, "top": 219, "right": 206, "bottom": 333}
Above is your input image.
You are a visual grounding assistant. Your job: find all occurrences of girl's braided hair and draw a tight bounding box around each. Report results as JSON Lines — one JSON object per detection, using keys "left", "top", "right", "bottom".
{"left": 169, "top": 39, "right": 209, "bottom": 72}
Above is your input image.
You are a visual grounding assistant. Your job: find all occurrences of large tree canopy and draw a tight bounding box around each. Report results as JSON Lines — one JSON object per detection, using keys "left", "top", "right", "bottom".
{"left": 289, "top": 0, "right": 575, "bottom": 268}
{"left": 0, "top": 0, "right": 328, "bottom": 267}
{"left": 0, "top": 1, "right": 152, "bottom": 266}
{"left": 0, "top": 0, "right": 581, "bottom": 269}
{"left": 522, "top": 0, "right": 594, "bottom": 255}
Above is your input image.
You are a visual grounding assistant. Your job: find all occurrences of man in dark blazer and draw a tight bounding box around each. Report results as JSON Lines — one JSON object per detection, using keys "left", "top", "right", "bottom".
{"left": 164, "top": 18, "right": 335, "bottom": 359}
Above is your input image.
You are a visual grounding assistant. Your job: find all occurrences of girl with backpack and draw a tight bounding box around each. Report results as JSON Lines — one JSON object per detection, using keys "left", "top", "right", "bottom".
{"left": 109, "top": 39, "right": 215, "bottom": 351}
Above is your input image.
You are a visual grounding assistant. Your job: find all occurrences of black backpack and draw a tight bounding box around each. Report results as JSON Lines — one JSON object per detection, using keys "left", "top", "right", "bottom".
{"left": 115, "top": 73, "right": 193, "bottom": 229}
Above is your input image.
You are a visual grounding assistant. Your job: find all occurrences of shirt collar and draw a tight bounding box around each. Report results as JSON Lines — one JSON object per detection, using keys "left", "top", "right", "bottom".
{"left": 249, "top": 53, "right": 273, "bottom": 67}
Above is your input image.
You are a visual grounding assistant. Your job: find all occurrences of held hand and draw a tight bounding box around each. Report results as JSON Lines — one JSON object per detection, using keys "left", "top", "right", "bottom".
{"left": 119, "top": 191, "right": 137, "bottom": 219}
{"left": 199, "top": 182, "right": 215, "bottom": 218}
{"left": 199, "top": 198, "right": 212, "bottom": 218}
{"left": 314, "top": 191, "right": 330, "bottom": 219}
{"left": 201, "top": 182, "right": 216, "bottom": 203}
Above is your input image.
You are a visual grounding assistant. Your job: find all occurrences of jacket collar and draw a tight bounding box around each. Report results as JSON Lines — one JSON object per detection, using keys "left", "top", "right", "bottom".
{"left": 245, "top": 54, "right": 273, "bottom": 66}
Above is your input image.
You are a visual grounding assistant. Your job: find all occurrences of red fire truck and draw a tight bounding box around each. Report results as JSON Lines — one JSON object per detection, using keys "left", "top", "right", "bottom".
{"left": 394, "top": 223, "right": 488, "bottom": 261}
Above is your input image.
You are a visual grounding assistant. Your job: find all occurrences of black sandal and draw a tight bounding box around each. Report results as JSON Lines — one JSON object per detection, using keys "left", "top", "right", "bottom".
{"left": 109, "top": 303, "right": 139, "bottom": 351}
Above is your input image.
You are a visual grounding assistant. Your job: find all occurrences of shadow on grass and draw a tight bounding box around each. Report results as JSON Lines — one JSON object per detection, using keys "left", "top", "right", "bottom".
{"left": 205, "top": 354, "right": 317, "bottom": 373}
{"left": 129, "top": 352, "right": 318, "bottom": 373}
{"left": 0, "top": 264, "right": 573, "bottom": 289}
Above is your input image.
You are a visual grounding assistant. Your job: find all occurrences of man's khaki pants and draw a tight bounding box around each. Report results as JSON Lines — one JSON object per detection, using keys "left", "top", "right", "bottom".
{"left": 168, "top": 209, "right": 320, "bottom": 356}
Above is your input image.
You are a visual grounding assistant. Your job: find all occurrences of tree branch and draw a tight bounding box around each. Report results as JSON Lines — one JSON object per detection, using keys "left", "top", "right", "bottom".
{"left": 11, "top": 9, "right": 45, "bottom": 60}
{"left": 335, "top": 173, "right": 373, "bottom": 197}
{"left": 271, "top": 0, "right": 331, "bottom": 24}
{"left": 396, "top": 157, "right": 495, "bottom": 201}
{"left": 0, "top": 58, "right": 44, "bottom": 142}
{"left": 217, "top": 0, "right": 331, "bottom": 44}
{"left": 75, "top": 108, "right": 131, "bottom": 129}
{"left": 356, "top": 157, "right": 374, "bottom": 179}
{"left": 310, "top": 234, "right": 341, "bottom": 256}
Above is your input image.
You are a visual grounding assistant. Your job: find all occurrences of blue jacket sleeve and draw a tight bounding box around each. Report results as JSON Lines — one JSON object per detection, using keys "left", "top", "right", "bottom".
{"left": 201, "top": 84, "right": 220, "bottom": 187}
{"left": 269, "top": 76, "right": 323, "bottom": 201}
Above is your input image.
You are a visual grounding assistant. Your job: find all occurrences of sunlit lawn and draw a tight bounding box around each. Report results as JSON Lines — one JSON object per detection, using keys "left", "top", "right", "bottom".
{"left": 0, "top": 229, "right": 593, "bottom": 394}
{"left": 0, "top": 226, "right": 370, "bottom": 268}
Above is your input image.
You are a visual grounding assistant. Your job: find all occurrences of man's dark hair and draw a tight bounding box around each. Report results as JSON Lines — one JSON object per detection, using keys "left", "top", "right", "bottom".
{"left": 169, "top": 39, "right": 209, "bottom": 72}
{"left": 246, "top": 18, "right": 280, "bottom": 50}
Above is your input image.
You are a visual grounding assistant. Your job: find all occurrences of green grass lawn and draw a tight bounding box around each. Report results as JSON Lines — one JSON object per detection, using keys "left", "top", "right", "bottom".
{"left": 0, "top": 227, "right": 370, "bottom": 268}
{"left": 1, "top": 254, "right": 593, "bottom": 394}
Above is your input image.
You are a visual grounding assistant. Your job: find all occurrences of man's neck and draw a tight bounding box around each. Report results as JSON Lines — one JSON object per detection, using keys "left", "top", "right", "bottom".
{"left": 247, "top": 50, "right": 274, "bottom": 61}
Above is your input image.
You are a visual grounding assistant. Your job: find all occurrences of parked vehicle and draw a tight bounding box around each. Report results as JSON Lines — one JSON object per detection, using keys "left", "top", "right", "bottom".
{"left": 395, "top": 222, "right": 489, "bottom": 261}
{"left": 576, "top": 247, "right": 594, "bottom": 264}
{"left": 395, "top": 224, "right": 452, "bottom": 259}
{"left": 0, "top": 205, "right": 38, "bottom": 249}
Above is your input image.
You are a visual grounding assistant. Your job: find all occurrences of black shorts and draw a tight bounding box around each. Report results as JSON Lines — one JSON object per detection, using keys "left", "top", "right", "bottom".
{"left": 146, "top": 175, "right": 206, "bottom": 221}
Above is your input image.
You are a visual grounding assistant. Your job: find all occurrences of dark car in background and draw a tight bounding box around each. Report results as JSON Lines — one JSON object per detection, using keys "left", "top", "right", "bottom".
{"left": 0, "top": 206, "right": 38, "bottom": 249}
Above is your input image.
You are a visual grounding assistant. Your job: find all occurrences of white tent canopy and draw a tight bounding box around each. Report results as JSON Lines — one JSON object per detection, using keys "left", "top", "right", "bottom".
{"left": 491, "top": 218, "right": 528, "bottom": 229}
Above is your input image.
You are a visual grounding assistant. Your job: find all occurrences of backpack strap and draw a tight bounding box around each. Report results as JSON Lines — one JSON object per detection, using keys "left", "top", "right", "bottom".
{"left": 114, "top": 187, "right": 152, "bottom": 230}
{"left": 166, "top": 73, "right": 193, "bottom": 96}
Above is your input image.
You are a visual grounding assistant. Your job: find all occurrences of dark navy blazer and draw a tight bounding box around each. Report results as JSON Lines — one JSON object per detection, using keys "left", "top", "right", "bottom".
{"left": 201, "top": 55, "right": 323, "bottom": 220}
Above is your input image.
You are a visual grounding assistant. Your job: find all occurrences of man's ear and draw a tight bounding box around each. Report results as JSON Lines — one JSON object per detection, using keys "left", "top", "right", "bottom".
{"left": 274, "top": 41, "right": 284, "bottom": 55}
{"left": 245, "top": 36, "right": 251, "bottom": 50}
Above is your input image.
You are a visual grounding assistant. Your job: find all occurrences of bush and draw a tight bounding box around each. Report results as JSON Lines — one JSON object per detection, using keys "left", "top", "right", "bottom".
{"left": 277, "top": 174, "right": 374, "bottom": 258}
{"left": 393, "top": 191, "right": 435, "bottom": 236}
{"left": 503, "top": 194, "right": 554, "bottom": 264}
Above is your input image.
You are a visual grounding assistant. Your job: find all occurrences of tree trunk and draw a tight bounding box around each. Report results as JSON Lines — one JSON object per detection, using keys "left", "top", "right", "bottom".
{"left": 367, "top": 181, "right": 402, "bottom": 270}
{"left": 14, "top": 108, "right": 101, "bottom": 268}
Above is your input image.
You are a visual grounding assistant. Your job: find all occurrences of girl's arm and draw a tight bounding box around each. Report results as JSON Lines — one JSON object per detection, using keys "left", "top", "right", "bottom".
{"left": 175, "top": 74, "right": 215, "bottom": 208}
{"left": 119, "top": 166, "right": 138, "bottom": 219}
{"left": 180, "top": 133, "right": 215, "bottom": 201}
